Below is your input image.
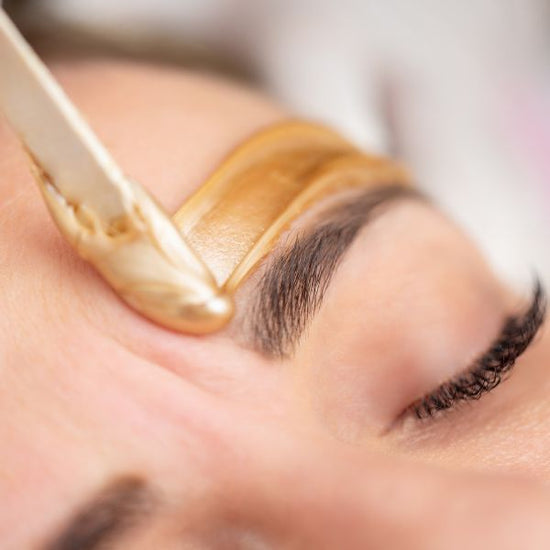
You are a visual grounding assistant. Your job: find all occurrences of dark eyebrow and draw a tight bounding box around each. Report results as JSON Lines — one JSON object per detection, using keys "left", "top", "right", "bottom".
{"left": 44, "top": 477, "right": 154, "bottom": 550}
{"left": 247, "top": 184, "right": 424, "bottom": 357}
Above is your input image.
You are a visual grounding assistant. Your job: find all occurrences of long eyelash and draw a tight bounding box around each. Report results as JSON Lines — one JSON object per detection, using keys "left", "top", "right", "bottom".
{"left": 412, "top": 281, "right": 547, "bottom": 420}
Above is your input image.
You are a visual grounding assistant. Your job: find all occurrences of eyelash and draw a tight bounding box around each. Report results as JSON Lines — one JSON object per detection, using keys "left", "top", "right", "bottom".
{"left": 409, "top": 281, "right": 547, "bottom": 421}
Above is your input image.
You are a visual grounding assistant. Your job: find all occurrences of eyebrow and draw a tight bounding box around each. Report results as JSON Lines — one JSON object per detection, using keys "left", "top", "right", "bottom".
{"left": 44, "top": 477, "right": 154, "bottom": 550}
{"left": 247, "top": 184, "right": 424, "bottom": 357}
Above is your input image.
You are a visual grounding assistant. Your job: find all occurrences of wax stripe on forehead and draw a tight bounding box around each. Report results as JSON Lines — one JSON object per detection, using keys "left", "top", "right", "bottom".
{"left": 174, "top": 121, "right": 411, "bottom": 292}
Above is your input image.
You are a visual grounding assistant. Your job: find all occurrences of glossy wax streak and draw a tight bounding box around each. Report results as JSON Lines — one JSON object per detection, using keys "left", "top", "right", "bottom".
{"left": 174, "top": 121, "right": 411, "bottom": 292}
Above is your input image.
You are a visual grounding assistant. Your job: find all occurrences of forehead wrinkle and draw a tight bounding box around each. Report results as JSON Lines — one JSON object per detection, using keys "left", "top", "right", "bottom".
{"left": 245, "top": 185, "right": 424, "bottom": 358}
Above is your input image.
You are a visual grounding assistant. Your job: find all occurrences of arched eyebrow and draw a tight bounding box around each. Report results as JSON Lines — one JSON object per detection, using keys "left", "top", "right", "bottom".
{"left": 44, "top": 476, "right": 154, "bottom": 550}
{"left": 247, "top": 184, "right": 425, "bottom": 357}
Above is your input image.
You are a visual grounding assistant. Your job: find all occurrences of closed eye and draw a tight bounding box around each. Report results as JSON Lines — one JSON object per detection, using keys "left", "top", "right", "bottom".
{"left": 402, "top": 280, "right": 546, "bottom": 423}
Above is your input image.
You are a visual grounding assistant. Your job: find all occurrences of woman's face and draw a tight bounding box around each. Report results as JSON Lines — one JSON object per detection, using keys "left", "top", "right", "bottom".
{"left": 1, "top": 59, "right": 548, "bottom": 549}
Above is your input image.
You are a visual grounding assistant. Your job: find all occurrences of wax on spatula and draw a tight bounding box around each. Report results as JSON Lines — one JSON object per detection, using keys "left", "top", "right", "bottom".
{"left": 0, "top": 8, "right": 233, "bottom": 334}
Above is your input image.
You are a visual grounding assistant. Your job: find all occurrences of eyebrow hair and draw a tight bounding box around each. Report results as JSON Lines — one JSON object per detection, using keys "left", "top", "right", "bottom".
{"left": 45, "top": 477, "right": 154, "bottom": 550}
{"left": 247, "top": 184, "right": 424, "bottom": 357}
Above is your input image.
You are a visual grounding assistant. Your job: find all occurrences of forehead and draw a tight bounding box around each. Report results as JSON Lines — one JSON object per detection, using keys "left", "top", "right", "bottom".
{"left": 0, "top": 57, "right": 284, "bottom": 216}
{"left": 57, "top": 58, "right": 283, "bottom": 209}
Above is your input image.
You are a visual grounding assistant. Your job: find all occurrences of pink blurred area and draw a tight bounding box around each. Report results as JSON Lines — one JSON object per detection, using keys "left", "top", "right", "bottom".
{"left": 509, "top": 84, "right": 550, "bottom": 210}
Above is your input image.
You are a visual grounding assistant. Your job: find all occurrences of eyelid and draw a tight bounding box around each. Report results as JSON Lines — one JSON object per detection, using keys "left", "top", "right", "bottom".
{"left": 402, "top": 280, "right": 546, "bottom": 423}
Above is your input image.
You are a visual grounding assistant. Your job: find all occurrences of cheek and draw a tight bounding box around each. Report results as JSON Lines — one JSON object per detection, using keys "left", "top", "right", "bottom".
{"left": 292, "top": 205, "right": 507, "bottom": 438}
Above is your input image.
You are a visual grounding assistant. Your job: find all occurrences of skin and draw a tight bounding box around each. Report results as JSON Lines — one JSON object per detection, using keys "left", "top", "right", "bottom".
{"left": 1, "top": 58, "right": 550, "bottom": 549}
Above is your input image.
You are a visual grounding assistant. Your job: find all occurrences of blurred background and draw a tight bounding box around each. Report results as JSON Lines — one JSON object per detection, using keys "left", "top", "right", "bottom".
{"left": 2, "top": 0, "right": 549, "bottom": 288}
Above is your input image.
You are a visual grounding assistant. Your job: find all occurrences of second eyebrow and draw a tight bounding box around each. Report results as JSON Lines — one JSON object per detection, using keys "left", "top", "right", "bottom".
{"left": 247, "top": 184, "right": 424, "bottom": 357}
{"left": 45, "top": 476, "right": 154, "bottom": 550}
